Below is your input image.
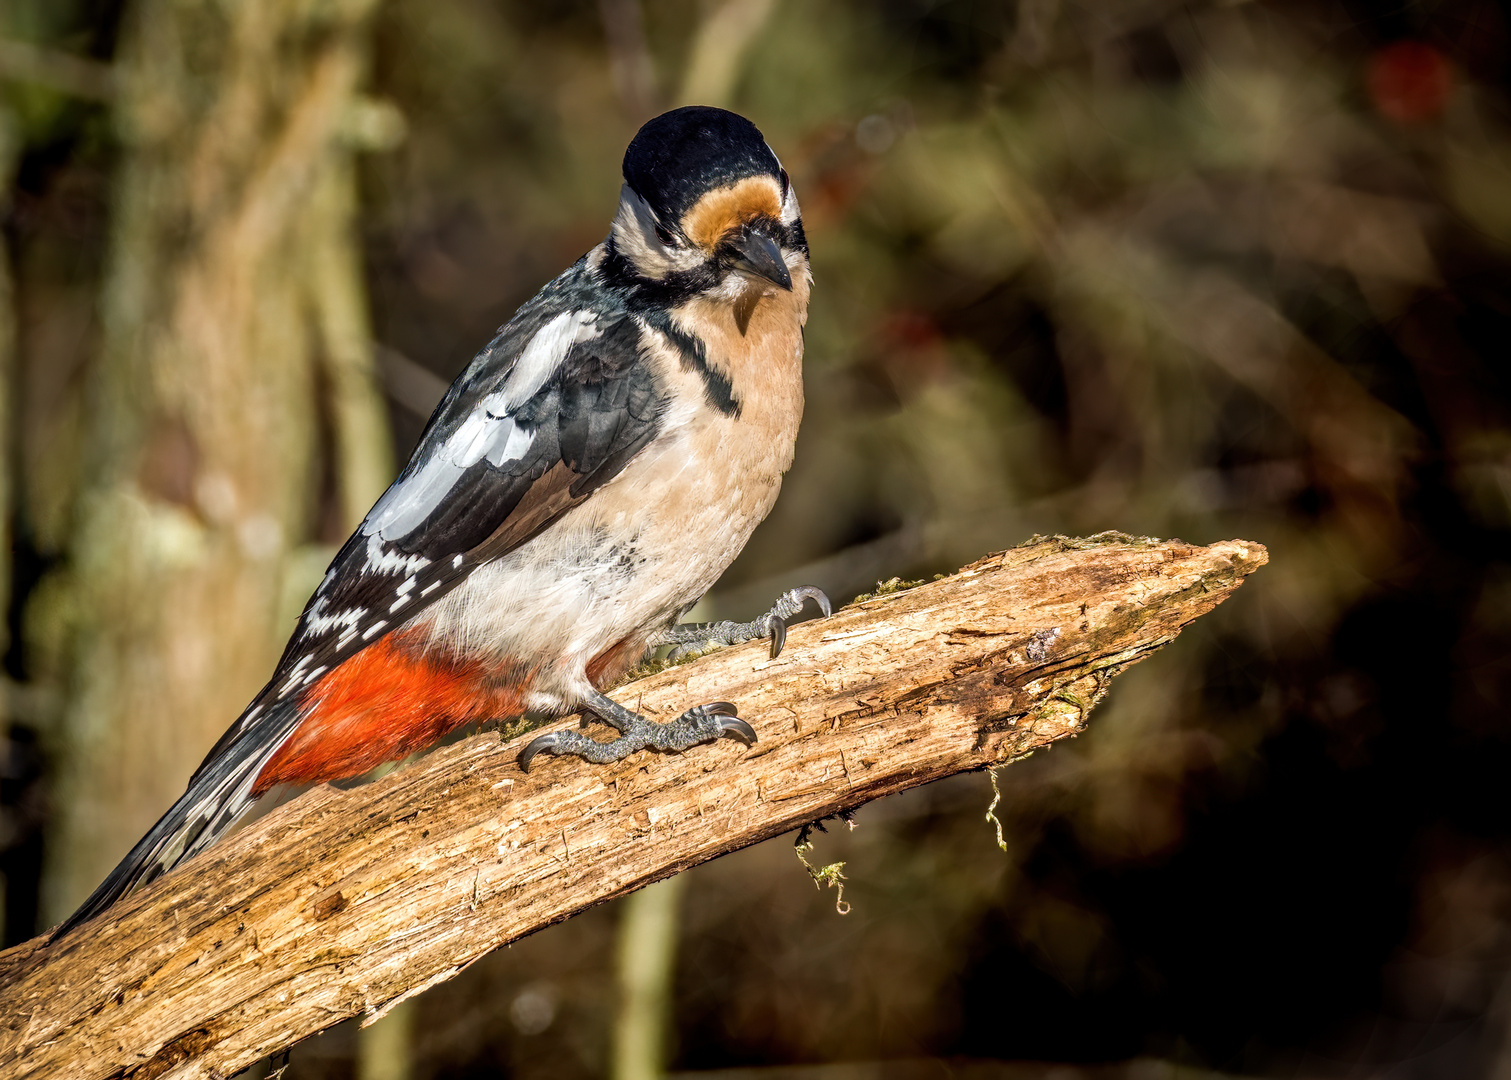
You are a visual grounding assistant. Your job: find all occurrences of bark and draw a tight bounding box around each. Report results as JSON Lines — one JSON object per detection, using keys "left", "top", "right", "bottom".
{"left": 0, "top": 534, "right": 1266, "bottom": 1080}
{"left": 39, "top": 0, "right": 387, "bottom": 923}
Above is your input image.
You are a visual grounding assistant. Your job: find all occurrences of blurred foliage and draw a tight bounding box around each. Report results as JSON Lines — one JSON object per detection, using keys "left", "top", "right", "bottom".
{"left": 5, "top": 0, "right": 1511, "bottom": 1077}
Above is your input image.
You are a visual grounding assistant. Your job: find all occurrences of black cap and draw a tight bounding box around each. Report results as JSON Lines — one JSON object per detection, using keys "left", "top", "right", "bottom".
{"left": 622, "top": 106, "right": 782, "bottom": 222}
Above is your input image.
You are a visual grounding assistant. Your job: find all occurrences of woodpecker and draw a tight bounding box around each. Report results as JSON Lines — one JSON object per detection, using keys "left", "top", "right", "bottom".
{"left": 55, "top": 106, "right": 827, "bottom": 936}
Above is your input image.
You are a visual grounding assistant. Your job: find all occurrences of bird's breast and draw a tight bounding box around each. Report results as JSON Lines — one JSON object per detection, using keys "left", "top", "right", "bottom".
{"left": 676, "top": 263, "right": 811, "bottom": 451}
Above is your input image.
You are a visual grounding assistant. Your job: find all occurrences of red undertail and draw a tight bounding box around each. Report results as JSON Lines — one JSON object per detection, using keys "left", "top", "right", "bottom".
{"left": 253, "top": 632, "right": 530, "bottom": 793}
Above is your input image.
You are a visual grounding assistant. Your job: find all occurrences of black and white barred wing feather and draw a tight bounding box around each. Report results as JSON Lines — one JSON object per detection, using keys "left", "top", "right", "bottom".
{"left": 55, "top": 263, "right": 666, "bottom": 936}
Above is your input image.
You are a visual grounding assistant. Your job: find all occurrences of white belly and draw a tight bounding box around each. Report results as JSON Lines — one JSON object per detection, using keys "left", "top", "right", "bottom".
{"left": 411, "top": 422, "right": 789, "bottom": 711}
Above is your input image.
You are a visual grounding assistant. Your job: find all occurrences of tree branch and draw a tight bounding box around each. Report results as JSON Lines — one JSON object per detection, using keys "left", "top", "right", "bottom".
{"left": 0, "top": 535, "right": 1267, "bottom": 1079}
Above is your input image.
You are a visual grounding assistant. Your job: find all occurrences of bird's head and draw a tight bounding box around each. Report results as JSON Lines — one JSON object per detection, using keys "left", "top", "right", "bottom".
{"left": 606, "top": 106, "right": 805, "bottom": 302}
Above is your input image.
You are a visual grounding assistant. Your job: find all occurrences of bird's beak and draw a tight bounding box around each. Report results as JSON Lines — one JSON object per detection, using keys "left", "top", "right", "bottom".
{"left": 727, "top": 226, "right": 793, "bottom": 291}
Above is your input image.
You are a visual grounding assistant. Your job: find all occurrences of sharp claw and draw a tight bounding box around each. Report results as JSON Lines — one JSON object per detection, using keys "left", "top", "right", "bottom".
{"left": 518, "top": 732, "right": 560, "bottom": 773}
{"left": 703, "top": 701, "right": 739, "bottom": 717}
{"left": 717, "top": 717, "right": 758, "bottom": 744}
{"left": 795, "top": 586, "right": 833, "bottom": 619}
{"left": 768, "top": 614, "right": 787, "bottom": 659}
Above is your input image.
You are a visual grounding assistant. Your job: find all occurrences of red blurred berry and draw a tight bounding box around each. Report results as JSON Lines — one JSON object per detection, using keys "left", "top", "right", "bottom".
{"left": 1368, "top": 40, "right": 1454, "bottom": 124}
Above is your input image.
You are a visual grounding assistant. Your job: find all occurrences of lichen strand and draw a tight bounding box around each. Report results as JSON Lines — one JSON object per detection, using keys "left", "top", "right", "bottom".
{"left": 492, "top": 715, "right": 538, "bottom": 744}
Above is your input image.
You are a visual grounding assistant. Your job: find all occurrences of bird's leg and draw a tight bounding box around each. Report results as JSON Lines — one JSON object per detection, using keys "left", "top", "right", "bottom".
{"left": 519, "top": 690, "right": 755, "bottom": 772}
{"left": 518, "top": 587, "right": 831, "bottom": 772}
{"left": 658, "top": 585, "right": 831, "bottom": 661}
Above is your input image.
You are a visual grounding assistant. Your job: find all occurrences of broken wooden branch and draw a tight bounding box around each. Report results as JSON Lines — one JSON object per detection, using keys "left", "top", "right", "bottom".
{"left": 0, "top": 534, "right": 1267, "bottom": 1080}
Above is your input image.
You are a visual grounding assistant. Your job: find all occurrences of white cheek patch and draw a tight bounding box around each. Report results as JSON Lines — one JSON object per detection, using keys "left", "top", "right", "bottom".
{"left": 611, "top": 186, "right": 707, "bottom": 279}
{"left": 780, "top": 181, "right": 802, "bottom": 225}
{"left": 359, "top": 309, "right": 600, "bottom": 552}
{"left": 611, "top": 188, "right": 665, "bottom": 279}
{"left": 767, "top": 143, "right": 802, "bottom": 225}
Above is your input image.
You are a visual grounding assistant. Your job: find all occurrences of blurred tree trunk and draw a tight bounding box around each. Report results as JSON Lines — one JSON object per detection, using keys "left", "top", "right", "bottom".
{"left": 676, "top": 0, "right": 776, "bottom": 107}
{"left": 358, "top": 997, "right": 414, "bottom": 1080}
{"left": 39, "top": 0, "right": 391, "bottom": 925}
{"left": 0, "top": 109, "right": 16, "bottom": 670}
{"left": 612, "top": 875, "right": 688, "bottom": 1080}
{"left": 0, "top": 108, "right": 16, "bottom": 945}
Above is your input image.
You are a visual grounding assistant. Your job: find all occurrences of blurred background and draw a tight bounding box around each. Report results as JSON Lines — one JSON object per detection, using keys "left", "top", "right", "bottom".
{"left": 2, "top": 0, "right": 1511, "bottom": 1077}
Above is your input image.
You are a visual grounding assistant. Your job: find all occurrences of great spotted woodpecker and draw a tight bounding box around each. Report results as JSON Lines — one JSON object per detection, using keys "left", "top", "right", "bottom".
{"left": 55, "top": 106, "right": 827, "bottom": 936}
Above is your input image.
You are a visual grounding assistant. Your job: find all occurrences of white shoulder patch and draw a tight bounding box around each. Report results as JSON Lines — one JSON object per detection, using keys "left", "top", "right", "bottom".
{"left": 359, "top": 309, "right": 601, "bottom": 550}
{"left": 502, "top": 309, "right": 599, "bottom": 411}
{"left": 768, "top": 144, "right": 802, "bottom": 225}
{"left": 611, "top": 185, "right": 707, "bottom": 278}
{"left": 780, "top": 180, "right": 802, "bottom": 225}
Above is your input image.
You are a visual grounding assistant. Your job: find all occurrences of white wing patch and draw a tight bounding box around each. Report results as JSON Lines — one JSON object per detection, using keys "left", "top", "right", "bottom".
{"left": 358, "top": 309, "right": 602, "bottom": 558}
{"left": 506, "top": 309, "right": 601, "bottom": 409}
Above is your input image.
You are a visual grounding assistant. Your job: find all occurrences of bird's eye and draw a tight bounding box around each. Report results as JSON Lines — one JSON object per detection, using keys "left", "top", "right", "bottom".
{"left": 779, "top": 169, "right": 790, "bottom": 194}
{"left": 654, "top": 224, "right": 677, "bottom": 247}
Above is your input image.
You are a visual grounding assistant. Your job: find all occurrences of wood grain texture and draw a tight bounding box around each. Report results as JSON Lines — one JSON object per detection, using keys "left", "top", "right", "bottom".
{"left": 0, "top": 534, "right": 1267, "bottom": 1080}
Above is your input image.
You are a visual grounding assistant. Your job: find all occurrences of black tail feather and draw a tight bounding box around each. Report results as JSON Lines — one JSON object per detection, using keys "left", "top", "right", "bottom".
{"left": 50, "top": 696, "right": 305, "bottom": 940}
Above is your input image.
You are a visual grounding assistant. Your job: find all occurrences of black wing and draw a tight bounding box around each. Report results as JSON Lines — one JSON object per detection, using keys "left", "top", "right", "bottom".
{"left": 219, "top": 260, "right": 667, "bottom": 763}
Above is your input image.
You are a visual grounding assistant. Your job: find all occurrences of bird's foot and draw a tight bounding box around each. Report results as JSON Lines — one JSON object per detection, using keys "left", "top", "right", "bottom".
{"left": 519, "top": 694, "right": 755, "bottom": 772}
{"left": 517, "top": 587, "right": 831, "bottom": 773}
{"left": 662, "top": 585, "right": 831, "bottom": 661}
